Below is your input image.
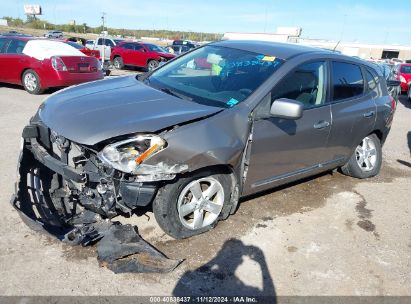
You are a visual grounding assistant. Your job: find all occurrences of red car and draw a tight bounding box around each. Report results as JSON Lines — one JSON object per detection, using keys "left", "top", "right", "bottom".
{"left": 0, "top": 36, "right": 104, "bottom": 94}
{"left": 64, "top": 41, "right": 100, "bottom": 60}
{"left": 110, "top": 42, "right": 175, "bottom": 71}
{"left": 393, "top": 63, "right": 411, "bottom": 93}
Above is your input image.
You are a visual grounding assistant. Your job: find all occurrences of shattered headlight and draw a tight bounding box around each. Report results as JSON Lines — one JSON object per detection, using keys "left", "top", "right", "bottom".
{"left": 98, "top": 135, "right": 166, "bottom": 173}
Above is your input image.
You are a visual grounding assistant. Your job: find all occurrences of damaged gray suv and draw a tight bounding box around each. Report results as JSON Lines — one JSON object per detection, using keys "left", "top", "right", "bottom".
{"left": 13, "top": 40, "right": 396, "bottom": 241}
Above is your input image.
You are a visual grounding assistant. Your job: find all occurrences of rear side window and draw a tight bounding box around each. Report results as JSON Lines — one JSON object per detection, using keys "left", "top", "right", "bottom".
{"left": 122, "top": 43, "right": 135, "bottom": 50}
{"left": 332, "top": 62, "right": 364, "bottom": 101}
{"left": 134, "top": 44, "right": 144, "bottom": 51}
{"left": 5, "top": 39, "right": 27, "bottom": 54}
{"left": 97, "top": 38, "right": 103, "bottom": 45}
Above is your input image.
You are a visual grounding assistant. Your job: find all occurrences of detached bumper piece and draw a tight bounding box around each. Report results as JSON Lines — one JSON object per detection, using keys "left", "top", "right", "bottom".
{"left": 11, "top": 124, "right": 182, "bottom": 273}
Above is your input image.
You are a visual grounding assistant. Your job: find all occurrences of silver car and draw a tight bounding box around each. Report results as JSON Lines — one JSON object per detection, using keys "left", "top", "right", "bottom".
{"left": 13, "top": 41, "right": 396, "bottom": 242}
{"left": 44, "top": 30, "right": 63, "bottom": 39}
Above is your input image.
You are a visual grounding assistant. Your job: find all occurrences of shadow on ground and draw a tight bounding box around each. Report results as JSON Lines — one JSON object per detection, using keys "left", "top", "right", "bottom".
{"left": 173, "top": 238, "right": 276, "bottom": 301}
{"left": 397, "top": 94, "right": 411, "bottom": 109}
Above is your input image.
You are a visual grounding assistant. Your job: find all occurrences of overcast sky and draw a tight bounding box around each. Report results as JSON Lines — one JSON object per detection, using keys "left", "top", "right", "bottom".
{"left": 3, "top": 0, "right": 410, "bottom": 44}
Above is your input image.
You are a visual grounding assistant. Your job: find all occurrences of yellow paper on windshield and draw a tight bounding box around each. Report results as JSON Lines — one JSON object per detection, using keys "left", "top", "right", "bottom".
{"left": 262, "top": 56, "right": 276, "bottom": 62}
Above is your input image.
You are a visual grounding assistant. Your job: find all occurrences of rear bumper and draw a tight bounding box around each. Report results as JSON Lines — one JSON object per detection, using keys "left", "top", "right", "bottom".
{"left": 43, "top": 70, "right": 104, "bottom": 88}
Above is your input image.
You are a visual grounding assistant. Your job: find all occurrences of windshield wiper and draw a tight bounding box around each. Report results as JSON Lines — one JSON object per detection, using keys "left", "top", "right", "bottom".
{"left": 159, "top": 87, "right": 192, "bottom": 101}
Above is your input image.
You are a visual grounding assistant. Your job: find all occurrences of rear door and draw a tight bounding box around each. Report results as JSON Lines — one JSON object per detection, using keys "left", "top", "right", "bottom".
{"left": 132, "top": 44, "right": 149, "bottom": 67}
{"left": 1, "top": 38, "right": 28, "bottom": 84}
{"left": 120, "top": 43, "right": 135, "bottom": 65}
{"left": 326, "top": 61, "right": 377, "bottom": 162}
{"left": 243, "top": 60, "right": 332, "bottom": 194}
{"left": 0, "top": 37, "right": 9, "bottom": 82}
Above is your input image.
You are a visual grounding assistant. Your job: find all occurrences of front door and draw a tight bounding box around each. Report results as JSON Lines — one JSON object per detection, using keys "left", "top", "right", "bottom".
{"left": 243, "top": 61, "right": 332, "bottom": 195}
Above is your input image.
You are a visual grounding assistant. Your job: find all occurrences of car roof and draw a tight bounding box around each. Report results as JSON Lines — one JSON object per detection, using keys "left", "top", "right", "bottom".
{"left": 0, "top": 35, "right": 34, "bottom": 41}
{"left": 211, "top": 40, "right": 331, "bottom": 60}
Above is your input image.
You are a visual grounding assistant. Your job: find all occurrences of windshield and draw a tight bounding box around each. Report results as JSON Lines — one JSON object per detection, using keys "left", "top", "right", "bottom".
{"left": 147, "top": 44, "right": 166, "bottom": 52}
{"left": 147, "top": 45, "right": 284, "bottom": 108}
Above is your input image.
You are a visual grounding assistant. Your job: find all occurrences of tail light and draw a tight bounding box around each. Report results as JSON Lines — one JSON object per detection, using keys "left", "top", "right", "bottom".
{"left": 400, "top": 75, "right": 406, "bottom": 83}
{"left": 51, "top": 56, "right": 67, "bottom": 71}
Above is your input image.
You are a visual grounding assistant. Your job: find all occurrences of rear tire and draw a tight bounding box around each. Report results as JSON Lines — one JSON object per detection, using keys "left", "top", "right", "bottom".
{"left": 341, "top": 134, "right": 382, "bottom": 179}
{"left": 113, "top": 56, "right": 124, "bottom": 70}
{"left": 153, "top": 169, "right": 233, "bottom": 239}
{"left": 22, "top": 69, "right": 43, "bottom": 95}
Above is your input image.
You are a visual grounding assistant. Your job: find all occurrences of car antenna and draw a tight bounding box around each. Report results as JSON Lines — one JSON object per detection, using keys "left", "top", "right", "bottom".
{"left": 333, "top": 40, "right": 340, "bottom": 52}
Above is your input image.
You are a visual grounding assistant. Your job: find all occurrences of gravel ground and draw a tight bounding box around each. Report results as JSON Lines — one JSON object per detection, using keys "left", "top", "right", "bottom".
{"left": 0, "top": 80, "right": 410, "bottom": 296}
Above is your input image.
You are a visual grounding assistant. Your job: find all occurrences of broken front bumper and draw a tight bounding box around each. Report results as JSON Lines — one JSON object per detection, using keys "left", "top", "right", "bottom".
{"left": 11, "top": 123, "right": 181, "bottom": 273}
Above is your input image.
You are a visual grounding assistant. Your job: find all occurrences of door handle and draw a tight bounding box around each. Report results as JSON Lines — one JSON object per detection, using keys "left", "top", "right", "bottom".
{"left": 363, "top": 111, "right": 375, "bottom": 118}
{"left": 314, "top": 121, "right": 330, "bottom": 129}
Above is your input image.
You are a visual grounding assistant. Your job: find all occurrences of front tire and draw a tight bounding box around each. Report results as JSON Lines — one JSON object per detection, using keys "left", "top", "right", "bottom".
{"left": 113, "top": 56, "right": 124, "bottom": 70}
{"left": 146, "top": 60, "right": 159, "bottom": 72}
{"left": 341, "top": 134, "right": 382, "bottom": 179}
{"left": 22, "top": 69, "right": 43, "bottom": 94}
{"left": 153, "top": 170, "right": 233, "bottom": 239}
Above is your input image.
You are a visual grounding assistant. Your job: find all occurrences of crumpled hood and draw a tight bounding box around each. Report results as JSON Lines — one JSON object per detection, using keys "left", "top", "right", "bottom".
{"left": 38, "top": 76, "right": 221, "bottom": 145}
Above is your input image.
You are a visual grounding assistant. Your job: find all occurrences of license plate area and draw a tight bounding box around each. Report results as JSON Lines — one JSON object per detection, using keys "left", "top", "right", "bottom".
{"left": 78, "top": 63, "right": 90, "bottom": 72}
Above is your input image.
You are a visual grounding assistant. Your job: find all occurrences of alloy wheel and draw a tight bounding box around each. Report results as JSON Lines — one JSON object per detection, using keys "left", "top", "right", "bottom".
{"left": 355, "top": 136, "right": 377, "bottom": 172}
{"left": 24, "top": 73, "right": 37, "bottom": 92}
{"left": 148, "top": 60, "right": 159, "bottom": 71}
{"left": 177, "top": 177, "right": 224, "bottom": 230}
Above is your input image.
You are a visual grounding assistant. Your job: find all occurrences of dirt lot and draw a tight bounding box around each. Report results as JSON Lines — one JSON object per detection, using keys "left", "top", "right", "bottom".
{"left": 0, "top": 77, "right": 410, "bottom": 296}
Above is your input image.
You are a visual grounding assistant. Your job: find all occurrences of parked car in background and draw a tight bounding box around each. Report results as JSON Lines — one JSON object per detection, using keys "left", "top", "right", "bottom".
{"left": 0, "top": 31, "right": 31, "bottom": 37}
{"left": 173, "top": 40, "right": 198, "bottom": 49}
{"left": 0, "top": 36, "right": 103, "bottom": 94}
{"left": 44, "top": 30, "right": 64, "bottom": 39}
{"left": 392, "top": 63, "right": 411, "bottom": 93}
{"left": 377, "top": 63, "right": 400, "bottom": 101}
{"left": 90, "top": 37, "right": 125, "bottom": 60}
{"left": 110, "top": 42, "right": 176, "bottom": 71}
{"left": 166, "top": 44, "right": 192, "bottom": 56}
{"left": 15, "top": 41, "right": 396, "bottom": 240}
{"left": 64, "top": 41, "right": 101, "bottom": 59}
{"left": 85, "top": 40, "right": 95, "bottom": 49}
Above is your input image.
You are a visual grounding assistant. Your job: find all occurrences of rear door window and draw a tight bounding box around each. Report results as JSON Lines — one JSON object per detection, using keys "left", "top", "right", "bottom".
{"left": 5, "top": 39, "right": 27, "bottom": 54}
{"left": 331, "top": 62, "right": 364, "bottom": 101}
{"left": 0, "top": 38, "right": 7, "bottom": 53}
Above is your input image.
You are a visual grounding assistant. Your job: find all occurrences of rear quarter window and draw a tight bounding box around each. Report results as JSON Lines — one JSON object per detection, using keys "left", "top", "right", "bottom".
{"left": 365, "top": 68, "right": 378, "bottom": 92}
{"left": 332, "top": 61, "right": 364, "bottom": 101}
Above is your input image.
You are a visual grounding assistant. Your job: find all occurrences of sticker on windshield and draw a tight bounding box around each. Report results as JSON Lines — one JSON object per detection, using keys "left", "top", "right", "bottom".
{"left": 262, "top": 56, "right": 276, "bottom": 62}
{"left": 227, "top": 98, "right": 239, "bottom": 107}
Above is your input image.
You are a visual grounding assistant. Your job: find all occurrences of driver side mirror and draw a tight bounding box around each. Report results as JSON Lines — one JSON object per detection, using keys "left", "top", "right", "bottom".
{"left": 270, "top": 98, "right": 303, "bottom": 120}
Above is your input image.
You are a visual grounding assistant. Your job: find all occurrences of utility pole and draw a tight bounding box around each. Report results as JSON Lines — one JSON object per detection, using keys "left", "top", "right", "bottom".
{"left": 101, "top": 12, "right": 106, "bottom": 67}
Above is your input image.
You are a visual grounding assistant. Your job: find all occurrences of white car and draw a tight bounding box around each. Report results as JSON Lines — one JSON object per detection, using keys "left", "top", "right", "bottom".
{"left": 44, "top": 31, "right": 63, "bottom": 39}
